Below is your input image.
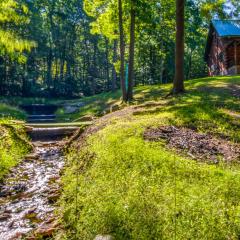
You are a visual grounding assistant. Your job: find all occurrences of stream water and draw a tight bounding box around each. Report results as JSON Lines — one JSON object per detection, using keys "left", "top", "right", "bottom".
{"left": 0, "top": 140, "right": 64, "bottom": 239}
{"left": 0, "top": 105, "right": 79, "bottom": 239}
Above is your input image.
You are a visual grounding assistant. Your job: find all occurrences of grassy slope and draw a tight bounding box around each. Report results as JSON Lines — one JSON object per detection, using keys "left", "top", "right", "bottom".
{"left": 0, "top": 105, "right": 31, "bottom": 181}
{"left": 56, "top": 91, "right": 122, "bottom": 121}
{"left": 59, "top": 76, "right": 240, "bottom": 240}
{"left": 0, "top": 103, "right": 27, "bottom": 120}
{"left": 0, "top": 120, "right": 32, "bottom": 181}
{"left": 57, "top": 76, "right": 240, "bottom": 126}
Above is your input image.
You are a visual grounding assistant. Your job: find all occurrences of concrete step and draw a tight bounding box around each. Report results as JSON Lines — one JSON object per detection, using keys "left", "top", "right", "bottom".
{"left": 26, "top": 121, "right": 92, "bottom": 128}
{"left": 28, "top": 115, "right": 56, "bottom": 120}
{"left": 27, "top": 119, "right": 56, "bottom": 123}
{"left": 28, "top": 127, "right": 80, "bottom": 142}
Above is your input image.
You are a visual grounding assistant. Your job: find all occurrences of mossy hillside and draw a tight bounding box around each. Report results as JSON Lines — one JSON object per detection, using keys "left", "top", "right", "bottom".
{"left": 60, "top": 76, "right": 240, "bottom": 239}
{"left": 0, "top": 103, "right": 27, "bottom": 120}
{"left": 0, "top": 121, "right": 32, "bottom": 181}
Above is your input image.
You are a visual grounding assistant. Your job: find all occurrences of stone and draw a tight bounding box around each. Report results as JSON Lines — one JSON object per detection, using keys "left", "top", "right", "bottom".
{"left": 64, "top": 106, "right": 79, "bottom": 114}
{"left": 0, "top": 213, "right": 11, "bottom": 221}
{"left": 110, "top": 104, "right": 120, "bottom": 112}
{"left": 25, "top": 236, "right": 37, "bottom": 240}
{"left": 25, "top": 126, "right": 34, "bottom": 133}
{"left": 9, "top": 232, "right": 26, "bottom": 239}
{"left": 76, "top": 115, "right": 94, "bottom": 122}
{"left": 48, "top": 175, "right": 60, "bottom": 184}
{"left": 35, "top": 221, "right": 59, "bottom": 238}
{"left": 35, "top": 227, "right": 56, "bottom": 237}
{"left": 0, "top": 190, "right": 9, "bottom": 197}
{"left": 25, "top": 154, "right": 39, "bottom": 161}
{"left": 27, "top": 207, "right": 37, "bottom": 214}
{"left": 94, "top": 235, "right": 114, "bottom": 240}
{"left": 48, "top": 193, "right": 60, "bottom": 203}
{"left": 8, "top": 220, "right": 15, "bottom": 228}
{"left": 12, "top": 183, "right": 27, "bottom": 193}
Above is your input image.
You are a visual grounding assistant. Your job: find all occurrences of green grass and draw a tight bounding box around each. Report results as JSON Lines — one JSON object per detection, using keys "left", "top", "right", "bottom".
{"left": 56, "top": 91, "right": 122, "bottom": 122}
{"left": 56, "top": 75, "right": 240, "bottom": 124}
{"left": 0, "top": 103, "right": 27, "bottom": 120}
{"left": 0, "top": 120, "right": 32, "bottom": 181}
{"left": 59, "top": 76, "right": 240, "bottom": 239}
{"left": 0, "top": 103, "right": 31, "bottom": 181}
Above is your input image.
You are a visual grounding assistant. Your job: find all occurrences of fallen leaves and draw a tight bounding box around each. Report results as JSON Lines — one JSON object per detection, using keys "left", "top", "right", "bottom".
{"left": 144, "top": 126, "right": 240, "bottom": 163}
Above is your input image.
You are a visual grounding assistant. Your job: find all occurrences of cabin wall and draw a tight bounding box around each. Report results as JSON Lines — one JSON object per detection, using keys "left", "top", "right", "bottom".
{"left": 225, "top": 39, "right": 240, "bottom": 75}
{"left": 207, "top": 32, "right": 227, "bottom": 76}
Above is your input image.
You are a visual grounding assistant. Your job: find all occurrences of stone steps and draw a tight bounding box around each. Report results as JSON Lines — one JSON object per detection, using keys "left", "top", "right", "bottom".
{"left": 28, "top": 127, "right": 80, "bottom": 142}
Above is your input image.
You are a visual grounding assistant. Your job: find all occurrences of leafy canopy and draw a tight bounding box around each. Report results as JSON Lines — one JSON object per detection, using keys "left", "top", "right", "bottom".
{"left": 0, "top": 0, "right": 36, "bottom": 61}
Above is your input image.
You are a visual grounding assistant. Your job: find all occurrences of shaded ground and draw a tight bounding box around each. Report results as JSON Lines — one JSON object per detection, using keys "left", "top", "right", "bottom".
{"left": 229, "top": 84, "right": 240, "bottom": 98}
{"left": 144, "top": 126, "right": 240, "bottom": 164}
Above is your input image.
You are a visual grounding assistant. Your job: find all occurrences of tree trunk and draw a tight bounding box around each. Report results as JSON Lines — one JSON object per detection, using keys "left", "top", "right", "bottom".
{"left": 173, "top": 0, "right": 185, "bottom": 93}
{"left": 47, "top": 12, "right": 54, "bottom": 92}
{"left": 127, "top": 0, "right": 136, "bottom": 101}
{"left": 118, "top": 0, "right": 127, "bottom": 102}
{"left": 186, "top": 49, "right": 193, "bottom": 80}
{"left": 112, "top": 39, "right": 118, "bottom": 91}
{"left": 47, "top": 46, "right": 53, "bottom": 90}
{"left": 105, "top": 37, "right": 110, "bottom": 90}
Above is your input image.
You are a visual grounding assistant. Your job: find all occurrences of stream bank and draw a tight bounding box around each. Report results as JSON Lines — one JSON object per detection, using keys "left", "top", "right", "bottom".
{"left": 0, "top": 104, "right": 83, "bottom": 239}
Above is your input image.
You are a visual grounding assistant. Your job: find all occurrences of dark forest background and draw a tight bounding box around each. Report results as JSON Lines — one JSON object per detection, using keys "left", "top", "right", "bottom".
{"left": 0, "top": 0, "right": 236, "bottom": 98}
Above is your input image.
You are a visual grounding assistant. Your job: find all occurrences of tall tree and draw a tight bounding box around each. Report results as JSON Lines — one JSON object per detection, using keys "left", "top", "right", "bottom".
{"left": 118, "top": 0, "right": 127, "bottom": 102}
{"left": 0, "top": 0, "right": 35, "bottom": 58}
{"left": 173, "top": 0, "right": 185, "bottom": 93}
{"left": 127, "top": 0, "right": 136, "bottom": 101}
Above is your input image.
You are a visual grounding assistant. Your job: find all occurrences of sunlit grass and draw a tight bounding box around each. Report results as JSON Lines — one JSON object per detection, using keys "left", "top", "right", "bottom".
{"left": 0, "top": 122, "right": 31, "bottom": 181}
{"left": 60, "top": 76, "right": 240, "bottom": 239}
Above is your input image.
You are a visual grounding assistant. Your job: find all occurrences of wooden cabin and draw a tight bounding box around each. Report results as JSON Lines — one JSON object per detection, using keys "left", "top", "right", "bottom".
{"left": 205, "top": 20, "right": 240, "bottom": 76}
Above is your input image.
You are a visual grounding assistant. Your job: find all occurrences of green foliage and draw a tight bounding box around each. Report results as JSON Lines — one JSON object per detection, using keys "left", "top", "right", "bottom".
{"left": 0, "top": 122, "right": 31, "bottom": 181}
{"left": 0, "top": 0, "right": 232, "bottom": 97}
{"left": 0, "top": 103, "right": 27, "bottom": 120}
{"left": 60, "top": 76, "right": 240, "bottom": 239}
{"left": 0, "top": 0, "right": 36, "bottom": 60}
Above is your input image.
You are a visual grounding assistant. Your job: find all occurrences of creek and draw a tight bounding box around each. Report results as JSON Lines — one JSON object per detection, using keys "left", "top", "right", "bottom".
{"left": 0, "top": 105, "right": 79, "bottom": 239}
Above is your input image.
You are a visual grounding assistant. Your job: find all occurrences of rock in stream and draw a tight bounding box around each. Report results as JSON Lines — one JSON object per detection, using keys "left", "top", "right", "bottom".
{"left": 0, "top": 142, "right": 64, "bottom": 239}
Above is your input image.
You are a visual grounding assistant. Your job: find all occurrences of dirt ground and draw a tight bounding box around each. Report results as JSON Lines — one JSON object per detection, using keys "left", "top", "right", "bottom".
{"left": 144, "top": 126, "right": 240, "bottom": 164}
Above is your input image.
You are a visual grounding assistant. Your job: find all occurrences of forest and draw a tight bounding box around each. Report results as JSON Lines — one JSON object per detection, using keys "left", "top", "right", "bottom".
{"left": 1, "top": 0, "right": 237, "bottom": 98}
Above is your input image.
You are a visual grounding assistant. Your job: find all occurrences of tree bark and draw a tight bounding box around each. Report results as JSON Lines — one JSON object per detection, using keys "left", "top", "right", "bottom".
{"left": 127, "top": 0, "right": 136, "bottom": 101}
{"left": 105, "top": 37, "right": 110, "bottom": 90}
{"left": 118, "top": 0, "right": 127, "bottom": 102}
{"left": 173, "top": 0, "right": 185, "bottom": 93}
{"left": 112, "top": 39, "right": 118, "bottom": 91}
{"left": 186, "top": 49, "right": 193, "bottom": 80}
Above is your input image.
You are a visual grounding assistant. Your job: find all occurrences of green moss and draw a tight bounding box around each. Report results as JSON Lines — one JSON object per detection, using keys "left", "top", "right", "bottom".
{"left": 0, "top": 121, "right": 32, "bottom": 181}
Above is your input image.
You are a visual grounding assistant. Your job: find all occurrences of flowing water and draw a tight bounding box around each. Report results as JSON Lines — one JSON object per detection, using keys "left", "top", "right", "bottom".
{"left": 0, "top": 105, "right": 80, "bottom": 239}
{"left": 0, "top": 140, "right": 64, "bottom": 239}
